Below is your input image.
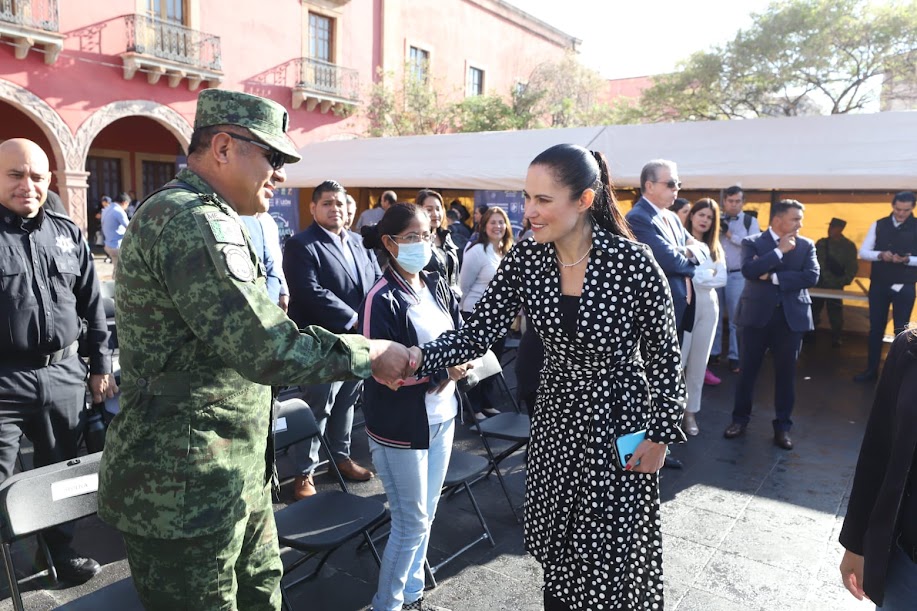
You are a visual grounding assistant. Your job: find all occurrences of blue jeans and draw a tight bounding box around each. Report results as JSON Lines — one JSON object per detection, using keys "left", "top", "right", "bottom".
{"left": 712, "top": 271, "right": 745, "bottom": 360}
{"left": 866, "top": 282, "right": 916, "bottom": 372}
{"left": 292, "top": 380, "right": 362, "bottom": 474}
{"left": 877, "top": 544, "right": 917, "bottom": 610}
{"left": 370, "top": 419, "right": 454, "bottom": 611}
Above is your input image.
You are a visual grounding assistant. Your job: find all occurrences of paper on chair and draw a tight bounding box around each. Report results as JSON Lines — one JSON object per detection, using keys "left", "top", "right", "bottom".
{"left": 51, "top": 474, "right": 99, "bottom": 501}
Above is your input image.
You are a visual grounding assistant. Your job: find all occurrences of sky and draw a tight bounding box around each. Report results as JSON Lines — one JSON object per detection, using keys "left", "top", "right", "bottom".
{"left": 507, "top": 0, "right": 783, "bottom": 79}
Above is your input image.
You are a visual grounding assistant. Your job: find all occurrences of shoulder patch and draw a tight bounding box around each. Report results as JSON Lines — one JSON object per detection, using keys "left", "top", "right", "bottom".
{"left": 223, "top": 245, "right": 254, "bottom": 282}
{"left": 205, "top": 212, "right": 246, "bottom": 246}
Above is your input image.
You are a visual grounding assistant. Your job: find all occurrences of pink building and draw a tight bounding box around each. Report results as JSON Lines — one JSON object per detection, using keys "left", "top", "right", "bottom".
{"left": 0, "top": 0, "right": 576, "bottom": 235}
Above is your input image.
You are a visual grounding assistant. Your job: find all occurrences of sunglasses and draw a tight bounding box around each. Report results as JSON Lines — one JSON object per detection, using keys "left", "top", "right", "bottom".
{"left": 652, "top": 179, "right": 682, "bottom": 190}
{"left": 220, "top": 132, "right": 285, "bottom": 170}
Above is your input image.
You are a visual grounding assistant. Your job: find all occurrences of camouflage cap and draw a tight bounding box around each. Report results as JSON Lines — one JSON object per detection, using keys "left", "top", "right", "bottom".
{"left": 194, "top": 89, "right": 301, "bottom": 163}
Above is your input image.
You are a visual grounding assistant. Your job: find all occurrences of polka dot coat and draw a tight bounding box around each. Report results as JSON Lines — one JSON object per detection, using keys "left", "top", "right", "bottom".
{"left": 418, "top": 227, "right": 687, "bottom": 610}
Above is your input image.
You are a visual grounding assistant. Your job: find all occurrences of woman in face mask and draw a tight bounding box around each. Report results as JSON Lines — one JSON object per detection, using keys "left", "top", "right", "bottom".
{"left": 458, "top": 206, "right": 515, "bottom": 420}
{"left": 359, "top": 203, "right": 471, "bottom": 611}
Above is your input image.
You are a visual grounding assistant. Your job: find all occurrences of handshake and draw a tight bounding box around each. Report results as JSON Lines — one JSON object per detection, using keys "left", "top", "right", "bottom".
{"left": 367, "top": 341, "right": 473, "bottom": 392}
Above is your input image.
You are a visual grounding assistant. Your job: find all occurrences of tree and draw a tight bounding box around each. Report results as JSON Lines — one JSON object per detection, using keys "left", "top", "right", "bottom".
{"left": 519, "top": 52, "right": 609, "bottom": 128}
{"left": 364, "top": 64, "right": 455, "bottom": 137}
{"left": 452, "top": 95, "right": 517, "bottom": 132}
{"left": 633, "top": 0, "right": 917, "bottom": 121}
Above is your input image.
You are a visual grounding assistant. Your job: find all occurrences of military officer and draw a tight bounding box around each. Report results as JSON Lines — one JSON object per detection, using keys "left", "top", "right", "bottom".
{"left": 0, "top": 138, "right": 115, "bottom": 584}
{"left": 812, "top": 217, "right": 858, "bottom": 346}
{"left": 97, "top": 90, "right": 414, "bottom": 610}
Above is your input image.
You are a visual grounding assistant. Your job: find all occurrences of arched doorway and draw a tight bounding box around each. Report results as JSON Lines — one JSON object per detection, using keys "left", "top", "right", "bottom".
{"left": 82, "top": 116, "right": 186, "bottom": 249}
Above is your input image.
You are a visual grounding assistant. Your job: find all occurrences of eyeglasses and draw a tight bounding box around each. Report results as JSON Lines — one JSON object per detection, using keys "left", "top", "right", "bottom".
{"left": 652, "top": 180, "right": 682, "bottom": 190}
{"left": 389, "top": 232, "right": 434, "bottom": 244}
{"left": 220, "top": 132, "right": 285, "bottom": 170}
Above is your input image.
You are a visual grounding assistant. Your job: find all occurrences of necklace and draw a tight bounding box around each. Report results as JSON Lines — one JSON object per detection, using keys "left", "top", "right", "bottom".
{"left": 556, "top": 248, "right": 590, "bottom": 268}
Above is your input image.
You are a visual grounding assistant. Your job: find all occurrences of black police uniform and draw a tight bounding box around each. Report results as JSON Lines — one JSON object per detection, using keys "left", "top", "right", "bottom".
{"left": 0, "top": 203, "right": 111, "bottom": 559}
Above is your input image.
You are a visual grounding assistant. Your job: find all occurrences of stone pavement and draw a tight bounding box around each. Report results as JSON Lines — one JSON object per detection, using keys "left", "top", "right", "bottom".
{"left": 0, "top": 260, "right": 883, "bottom": 609}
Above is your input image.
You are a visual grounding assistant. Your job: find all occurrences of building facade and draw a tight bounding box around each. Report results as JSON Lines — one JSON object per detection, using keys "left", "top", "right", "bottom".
{"left": 0, "top": 0, "right": 575, "bottom": 233}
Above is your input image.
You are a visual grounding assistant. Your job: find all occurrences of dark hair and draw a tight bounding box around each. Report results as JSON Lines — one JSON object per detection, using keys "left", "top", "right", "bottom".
{"left": 724, "top": 185, "right": 744, "bottom": 199}
{"left": 416, "top": 189, "right": 445, "bottom": 228}
{"left": 686, "top": 198, "right": 724, "bottom": 262}
{"left": 117, "top": 192, "right": 131, "bottom": 204}
{"left": 472, "top": 206, "right": 514, "bottom": 255}
{"left": 312, "top": 180, "right": 345, "bottom": 203}
{"left": 449, "top": 200, "right": 470, "bottom": 222}
{"left": 771, "top": 199, "right": 805, "bottom": 219}
{"left": 361, "top": 202, "right": 428, "bottom": 265}
{"left": 446, "top": 209, "right": 461, "bottom": 222}
{"left": 381, "top": 190, "right": 398, "bottom": 206}
{"left": 671, "top": 198, "right": 691, "bottom": 214}
{"left": 893, "top": 191, "right": 916, "bottom": 207}
{"left": 530, "top": 144, "right": 634, "bottom": 240}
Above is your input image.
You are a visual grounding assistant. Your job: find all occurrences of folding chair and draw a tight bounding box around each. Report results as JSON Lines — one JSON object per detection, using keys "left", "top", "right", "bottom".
{"left": 272, "top": 398, "right": 387, "bottom": 610}
{"left": 0, "top": 453, "right": 142, "bottom": 611}
{"left": 461, "top": 350, "right": 531, "bottom": 523}
{"left": 424, "top": 448, "right": 495, "bottom": 588}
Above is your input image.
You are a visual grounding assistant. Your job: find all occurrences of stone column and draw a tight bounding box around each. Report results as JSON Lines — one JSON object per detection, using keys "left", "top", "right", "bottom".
{"left": 55, "top": 169, "right": 90, "bottom": 235}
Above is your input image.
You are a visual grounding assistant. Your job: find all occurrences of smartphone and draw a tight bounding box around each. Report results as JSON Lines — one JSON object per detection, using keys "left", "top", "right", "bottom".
{"left": 614, "top": 429, "right": 647, "bottom": 469}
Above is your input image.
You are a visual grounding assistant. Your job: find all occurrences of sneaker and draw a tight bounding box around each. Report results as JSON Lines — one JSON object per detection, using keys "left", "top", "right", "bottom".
{"left": 403, "top": 598, "right": 452, "bottom": 611}
{"left": 473, "top": 412, "right": 487, "bottom": 422}
{"left": 481, "top": 407, "right": 501, "bottom": 417}
{"left": 703, "top": 369, "right": 721, "bottom": 386}
{"left": 51, "top": 550, "right": 100, "bottom": 585}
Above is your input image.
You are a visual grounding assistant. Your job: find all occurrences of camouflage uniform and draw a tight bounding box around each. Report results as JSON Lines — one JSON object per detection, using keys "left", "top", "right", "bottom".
{"left": 98, "top": 90, "right": 372, "bottom": 610}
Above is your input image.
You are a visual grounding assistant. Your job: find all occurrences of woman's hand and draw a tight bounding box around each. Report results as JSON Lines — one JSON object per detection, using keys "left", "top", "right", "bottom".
{"left": 625, "top": 440, "right": 668, "bottom": 473}
{"left": 428, "top": 362, "right": 474, "bottom": 395}
{"left": 407, "top": 346, "right": 423, "bottom": 377}
{"left": 839, "top": 549, "right": 868, "bottom": 601}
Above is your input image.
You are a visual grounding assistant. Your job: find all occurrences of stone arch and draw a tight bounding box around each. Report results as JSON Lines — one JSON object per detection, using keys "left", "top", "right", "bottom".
{"left": 0, "top": 78, "right": 73, "bottom": 181}
{"left": 72, "top": 100, "right": 192, "bottom": 168}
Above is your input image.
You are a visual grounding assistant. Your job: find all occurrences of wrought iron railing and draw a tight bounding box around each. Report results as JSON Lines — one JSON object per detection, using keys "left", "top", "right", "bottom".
{"left": 297, "top": 57, "right": 360, "bottom": 102}
{"left": 125, "top": 13, "right": 221, "bottom": 72}
{"left": 0, "top": 0, "right": 59, "bottom": 32}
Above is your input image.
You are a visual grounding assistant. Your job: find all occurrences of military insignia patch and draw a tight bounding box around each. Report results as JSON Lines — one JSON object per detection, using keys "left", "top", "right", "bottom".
{"left": 223, "top": 246, "right": 254, "bottom": 282}
{"left": 206, "top": 214, "right": 246, "bottom": 246}
{"left": 55, "top": 235, "right": 76, "bottom": 254}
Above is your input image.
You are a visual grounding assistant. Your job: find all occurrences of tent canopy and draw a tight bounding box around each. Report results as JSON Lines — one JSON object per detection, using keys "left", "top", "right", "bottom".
{"left": 285, "top": 111, "right": 917, "bottom": 191}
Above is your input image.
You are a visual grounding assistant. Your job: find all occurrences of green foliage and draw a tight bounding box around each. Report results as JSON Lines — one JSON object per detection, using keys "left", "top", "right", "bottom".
{"left": 452, "top": 95, "right": 517, "bottom": 132}
{"left": 364, "top": 64, "right": 455, "bottom": 137}
{"left": 633, "top": 0, "right": 917, "bottom": 121}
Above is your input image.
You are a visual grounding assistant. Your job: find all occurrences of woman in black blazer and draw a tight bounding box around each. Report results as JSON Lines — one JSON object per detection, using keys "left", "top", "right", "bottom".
{"left": 839, "top": 328, "right": 917, "bottom": 608}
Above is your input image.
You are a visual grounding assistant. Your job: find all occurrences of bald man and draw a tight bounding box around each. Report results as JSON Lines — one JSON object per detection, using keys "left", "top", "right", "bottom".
{"left": 0, "top": 138, "right": 115, "bottom": 584}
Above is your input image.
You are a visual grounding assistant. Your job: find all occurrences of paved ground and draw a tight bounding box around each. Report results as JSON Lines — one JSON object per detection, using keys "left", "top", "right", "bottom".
{"left": 0, "top": 256, "right": 882, "bottom": 610}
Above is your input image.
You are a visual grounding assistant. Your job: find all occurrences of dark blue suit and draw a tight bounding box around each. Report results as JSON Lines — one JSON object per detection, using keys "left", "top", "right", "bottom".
{"left": 626, "top": 197, "right": 702, "bottom": 330}
{"left": 733, "top": 230, "right": 819, "bottom": 432}
{"left": 284, "top": 222, "right": 381, "bottom": 333}
{"left": 283, "top": 222, "right": 382, "bottom": 474}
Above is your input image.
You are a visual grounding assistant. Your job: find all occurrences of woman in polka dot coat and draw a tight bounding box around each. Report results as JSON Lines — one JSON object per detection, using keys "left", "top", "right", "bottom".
{"left": 411, "top": 144, "right": 687, "bottom": 610}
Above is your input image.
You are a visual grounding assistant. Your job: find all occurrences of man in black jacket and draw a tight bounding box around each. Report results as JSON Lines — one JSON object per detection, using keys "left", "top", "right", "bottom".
{"left": 854, "top": 191, "right": 917, "bottom": 382}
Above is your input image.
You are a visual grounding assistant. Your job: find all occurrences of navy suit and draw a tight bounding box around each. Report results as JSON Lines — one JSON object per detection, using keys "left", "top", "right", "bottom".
{"left": 732, "top": 230, "right": 819, "bottom": 432}
{"left": 284, "top": 223, "right": 381, "bottom": 332}
{"left": 283, "top": 222, "right": 382, "bottom": 474}
{"left": 626, "top": 197, "right": 704, "bottom": 332}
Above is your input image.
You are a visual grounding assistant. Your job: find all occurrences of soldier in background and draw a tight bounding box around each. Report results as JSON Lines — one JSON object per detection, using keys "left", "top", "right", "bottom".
{"left": 0, "top": 138, "right": 115, "bottom": 584}
{"left": 98, "top": 90, "right": 414, "bottom": 610}
{"left": 812, "top": 218, "right": 858, "bottom": 347}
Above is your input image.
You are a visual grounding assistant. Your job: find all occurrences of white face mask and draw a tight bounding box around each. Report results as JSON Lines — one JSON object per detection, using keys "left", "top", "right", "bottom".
{"left": 393, "top": 241, "right": 432, "bottom": 274}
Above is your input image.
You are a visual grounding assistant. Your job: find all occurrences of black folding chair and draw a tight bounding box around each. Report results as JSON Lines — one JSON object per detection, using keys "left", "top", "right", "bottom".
{"left": 272, "top": 398, "right": 387, "bottom": 610}
{"left": 0, "top": 453, "right": 142, "bottom": 611}
{"left": 461, "top": 351, "right": 530, "bottom": 523}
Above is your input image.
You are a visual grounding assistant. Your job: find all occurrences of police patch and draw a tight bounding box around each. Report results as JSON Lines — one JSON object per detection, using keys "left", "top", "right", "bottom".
{"left": 55, "top": 235, "right": 77, "bottom": 254}
{"left": 223, "top": 245, "right": 254, "bottom": 282}
{"left": 206, "top": 213, "right": 246, "bottom": 246}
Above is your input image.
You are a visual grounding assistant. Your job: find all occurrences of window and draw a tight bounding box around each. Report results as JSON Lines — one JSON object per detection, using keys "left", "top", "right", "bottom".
{"left": 409, "top": 46, "right": 429, "bottom": 83}
{"left": 142, "top": 161, "right": 176, "bottom": 200}
{"left": 467, "top": 66, "right": 484, "bottom": 96}
{"left": 146, "top": 0, "right": 185, "bottom": 23}
{"left": 309, "top": 12, "right": 333, "bottom": 63}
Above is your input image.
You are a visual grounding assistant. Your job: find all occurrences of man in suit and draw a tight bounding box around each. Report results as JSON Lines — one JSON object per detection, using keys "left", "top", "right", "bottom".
{"left": 626, "top": 159, "right": 708, "bottom": 339}
{"left": 627, "top": 160, "right": 707, "bottom": 470}
{"left": 284, "top": 180, "right": 382, "bottom": 499}
{"left": 724, "top": 199, "right": 819, "bottom": 450}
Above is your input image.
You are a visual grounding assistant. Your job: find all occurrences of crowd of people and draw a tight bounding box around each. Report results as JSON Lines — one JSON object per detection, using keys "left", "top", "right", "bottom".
{"left": 1, "top": 86, "right": 915, "bottom": 611}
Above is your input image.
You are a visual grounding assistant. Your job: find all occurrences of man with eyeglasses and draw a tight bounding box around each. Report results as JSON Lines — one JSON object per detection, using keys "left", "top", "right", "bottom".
{"left": 98, "top": 90, "right": 414, "bottom": 611}
{"left": 626, "top": 159, "right": 708, "bottom": 469}
{"left": 284, "top": 180, "right": 382, "bottom": 499}
{"left": 854, "top": 191, "right": 917, "bottom": 382}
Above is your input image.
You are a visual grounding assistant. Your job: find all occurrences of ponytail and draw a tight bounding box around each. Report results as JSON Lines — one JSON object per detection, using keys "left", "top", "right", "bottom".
{"left": 589, "top": 150, "right": 634, "bottom": 240}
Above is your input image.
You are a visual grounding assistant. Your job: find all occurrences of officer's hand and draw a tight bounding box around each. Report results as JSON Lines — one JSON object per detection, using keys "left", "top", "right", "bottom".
{"left": 368, "top": 340, "right": 416, "bottom": 390}
{"left": 88, "top": 374, "right": 117, "bottom": 403}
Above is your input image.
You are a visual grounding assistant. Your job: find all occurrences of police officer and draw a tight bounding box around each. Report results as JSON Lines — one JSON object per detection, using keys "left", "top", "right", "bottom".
{"left": 97, "top": 90, "right": 414, "bottom": 610}
{"left": 0, "top": 138, "right": 115, "bottom": 583}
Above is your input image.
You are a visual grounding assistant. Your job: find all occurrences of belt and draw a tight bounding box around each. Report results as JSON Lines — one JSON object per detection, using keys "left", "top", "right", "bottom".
{"left": 728, "top": 269, "right": 742, "bottom": 273}
{"left": 0, "top": 341, "right": 80, "bottom": 369}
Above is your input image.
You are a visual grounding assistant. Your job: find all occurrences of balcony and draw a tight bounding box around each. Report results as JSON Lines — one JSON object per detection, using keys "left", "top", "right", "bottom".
{"left": 121, "top": 14, "right": 222, "bottom": 90}
{"left": 292, "top": 57, "right": 360, "bottom": 113}
{"left": 0, "top": 0, "right": 63, "bottom": 64}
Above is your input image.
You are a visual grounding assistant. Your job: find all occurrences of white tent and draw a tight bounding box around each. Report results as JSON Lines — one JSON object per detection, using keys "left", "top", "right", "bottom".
{"left": 285, "top": 111, "right": 917, "bottom": 191}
